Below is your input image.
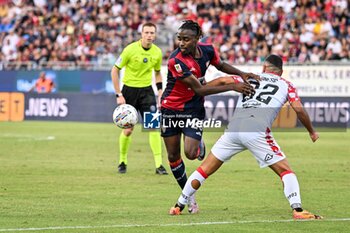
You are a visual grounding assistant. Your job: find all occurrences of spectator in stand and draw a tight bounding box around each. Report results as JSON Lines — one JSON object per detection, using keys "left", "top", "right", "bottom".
{"left": 299, "top": 26, "right": 314, "bottom": 48}
{"left": 326, "top": 36, "right": 342, "bottom": 59}
{"left": 298, "top": 44, "right": 310, "bottom": 63}
{"left": 56, "top": 30, "right": 69, "bottom": 47}
{"left": 1, "top": 37, "right": 16, "bottom": 61}
{"left": 0, "top": 0, "right": 349, "bottom": 68}
{"left": 339, "top": 48, "right": 349, "bottom": 61}
{"left": 309, "top": 46, "right": 321, "bottom": 63}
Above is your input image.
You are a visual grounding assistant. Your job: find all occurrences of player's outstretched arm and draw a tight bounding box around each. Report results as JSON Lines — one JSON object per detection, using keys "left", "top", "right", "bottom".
{"left": 205, "top": 76, "right": 231, "bottom": 87}
{"left": 206, "top": 76, "right": 243, "bottom": 87}
{"left": 290, "top": 100, "right": 319, "bottom": 142}
{"left": 215, "top": 61, "right": 260, "bottom": 82}
{"left": 180, "top": 74, "right": 254, "bottom": 96}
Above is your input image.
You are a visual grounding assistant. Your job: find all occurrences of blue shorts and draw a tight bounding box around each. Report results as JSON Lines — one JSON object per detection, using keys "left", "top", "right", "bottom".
{"left": 160, "top": 107, "right": 205, "bottom": 141}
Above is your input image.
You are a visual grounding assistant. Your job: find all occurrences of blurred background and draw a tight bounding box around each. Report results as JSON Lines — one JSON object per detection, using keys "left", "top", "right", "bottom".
{"left": 1, "top": 0, "right": 350, "bottom": 69}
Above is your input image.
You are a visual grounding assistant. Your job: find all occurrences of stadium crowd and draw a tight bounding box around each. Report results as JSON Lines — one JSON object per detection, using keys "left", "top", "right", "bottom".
{"left": 0, "top": 0, "right": 349, "bottom": 69}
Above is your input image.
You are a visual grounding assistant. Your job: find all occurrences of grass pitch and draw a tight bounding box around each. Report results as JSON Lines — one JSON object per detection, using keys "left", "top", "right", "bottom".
{"left": 0, "top": 121, "right": 349, "bottom": 233}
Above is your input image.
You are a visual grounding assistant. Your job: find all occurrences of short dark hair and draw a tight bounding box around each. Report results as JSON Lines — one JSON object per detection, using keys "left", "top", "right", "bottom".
{"left": 265, "top": 54, "right": 283, "bottom": 70}
{"left": 179, "top": 20, "right": 203, "bottom": 38}
{"left": 142, "top": 22, "right": 157, "bottom": 31}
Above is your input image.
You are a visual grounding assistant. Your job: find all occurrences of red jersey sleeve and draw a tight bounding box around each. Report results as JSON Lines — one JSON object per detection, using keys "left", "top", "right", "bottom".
{"left": 287, "top": 82, "right": 300, "bottom": 103}
{"left": 210, "top": 45, "right": 221, "bottom": 67}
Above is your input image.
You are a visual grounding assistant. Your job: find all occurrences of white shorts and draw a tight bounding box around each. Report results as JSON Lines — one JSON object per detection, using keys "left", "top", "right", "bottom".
{"left": 211, "top": 128, "right": 286, "bottom": 168}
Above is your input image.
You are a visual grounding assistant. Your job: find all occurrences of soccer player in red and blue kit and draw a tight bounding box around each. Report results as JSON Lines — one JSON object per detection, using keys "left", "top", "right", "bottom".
{"left": 160, "top": 20, "right": 258, "bottom": 214}
{"left": 169, "top": 54, "right": 322, "bottom": 220}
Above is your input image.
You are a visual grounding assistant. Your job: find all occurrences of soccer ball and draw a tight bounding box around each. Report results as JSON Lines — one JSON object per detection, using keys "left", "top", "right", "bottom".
{"left": 112, "top": 104, "right": 138, "bottom": 129}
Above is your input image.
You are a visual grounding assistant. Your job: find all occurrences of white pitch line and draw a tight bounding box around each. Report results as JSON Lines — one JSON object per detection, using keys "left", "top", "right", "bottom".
{"left": 0, "top": 134, "right": 55, "bottom": 141}
{"left": 1, "top": 218, "right": 350, "bottom": 232}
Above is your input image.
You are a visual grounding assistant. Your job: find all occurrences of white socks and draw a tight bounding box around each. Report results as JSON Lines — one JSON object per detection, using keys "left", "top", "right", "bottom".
{"left": 178, "top": 169, "right": 207, "bottom": 205}
{"left": 177, "top": 169, "right": 302, "bottom": 210}
{"left": 281, "top": 171, "right": 302, "bottom": 208}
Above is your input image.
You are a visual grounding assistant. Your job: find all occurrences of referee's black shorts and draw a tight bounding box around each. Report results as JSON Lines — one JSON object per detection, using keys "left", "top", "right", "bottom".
{"left": 122, "top": 84, "right": 157, "bottom": 119}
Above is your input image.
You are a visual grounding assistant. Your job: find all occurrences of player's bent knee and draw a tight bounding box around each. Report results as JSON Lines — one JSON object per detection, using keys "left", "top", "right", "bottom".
{"left": 184, "top": 150, "right": 197, "bottom": 160}
{"left": 184, "top": 146, "right": 198, "bottom": 160}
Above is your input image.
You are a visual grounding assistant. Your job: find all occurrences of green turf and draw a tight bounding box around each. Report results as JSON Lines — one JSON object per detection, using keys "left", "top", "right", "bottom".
{"left": 0, "top": 121, "right": 349, "bottom": 232}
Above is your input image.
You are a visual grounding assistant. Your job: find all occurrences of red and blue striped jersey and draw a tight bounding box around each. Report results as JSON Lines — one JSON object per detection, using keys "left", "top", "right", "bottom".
{"left": 161, "top": 43, "right": 221, "bottom": 111}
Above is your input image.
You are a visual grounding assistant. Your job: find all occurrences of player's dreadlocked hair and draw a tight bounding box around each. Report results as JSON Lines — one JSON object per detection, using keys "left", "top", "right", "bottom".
{"left": 179, "top": 20, "right": 203, "bottom": 39}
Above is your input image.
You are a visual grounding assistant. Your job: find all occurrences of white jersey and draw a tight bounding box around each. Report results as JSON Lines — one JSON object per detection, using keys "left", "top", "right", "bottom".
{"left": 212, "top": 73, "right": 300, "bottom": 168}
{"left": 228, "top": 72, "right": 299, "bottom": 132}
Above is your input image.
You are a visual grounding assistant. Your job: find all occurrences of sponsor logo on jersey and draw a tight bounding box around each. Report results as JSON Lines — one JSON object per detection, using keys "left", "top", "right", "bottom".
{"left": 143, "top": 58, "right": 148, "bottom": 63}
{"left": 242, "top": 100, "right": 261, "bottom": 108}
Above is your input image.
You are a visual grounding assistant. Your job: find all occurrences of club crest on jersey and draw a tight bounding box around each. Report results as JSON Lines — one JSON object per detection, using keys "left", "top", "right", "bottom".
{"left": 174, "top": 64, "right": 182, "bottom": 73}
{"left": 143, "top": 58, "right": 148, "bottom": 63}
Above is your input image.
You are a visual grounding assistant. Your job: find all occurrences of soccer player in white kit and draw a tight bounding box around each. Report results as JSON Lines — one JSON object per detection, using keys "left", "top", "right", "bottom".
{"left": 169, "top": 54, "right": 322, "bottom": 219}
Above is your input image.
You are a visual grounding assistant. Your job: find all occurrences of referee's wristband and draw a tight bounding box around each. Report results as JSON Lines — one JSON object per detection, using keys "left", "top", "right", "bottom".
{"left": 115, "top": 93, "right": 123, "bottom": 98}
{"left": 156, "top": 82, "right": 163, "bottom": 91}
